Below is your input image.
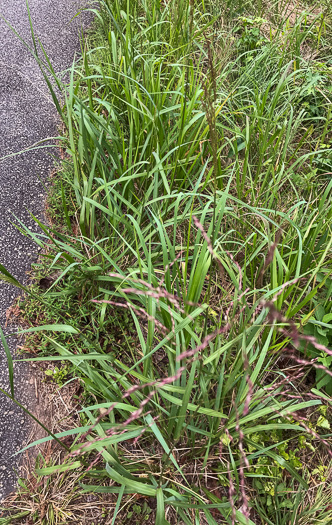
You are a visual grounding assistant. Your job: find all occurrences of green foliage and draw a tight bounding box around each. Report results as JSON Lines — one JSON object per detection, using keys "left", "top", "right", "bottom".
{"left": 44, "top": 363, "right": 69, "bottom": 387}
{"left": 127, "top": 502, "right": 153, "bottom": 523}
{"left": 235, "top": 16, "right": 268, "bottom": 53}
{"left": 301, "top": 286, "right": 332, "bottom": 395}
{"left": 248, "top": 423, "right": 304, "bottom": 515}
{"left": 312, "top": 464, "right": 328, "bottom": 482}
{"left": 298, "top": 64, "right": 332, "bottom": 120}
{"left": 1, "top": 0, "right": 332, "bottom": 524}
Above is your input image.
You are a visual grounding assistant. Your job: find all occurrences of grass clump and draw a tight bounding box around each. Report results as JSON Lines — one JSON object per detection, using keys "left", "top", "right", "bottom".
{"left": 1, "top": 0, "right": 332, "bottom": 523}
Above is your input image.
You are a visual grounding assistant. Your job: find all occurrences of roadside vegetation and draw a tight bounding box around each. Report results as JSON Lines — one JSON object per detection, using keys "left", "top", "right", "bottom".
{"left": 1, "top": 0, "right": 332, "bottom": 523}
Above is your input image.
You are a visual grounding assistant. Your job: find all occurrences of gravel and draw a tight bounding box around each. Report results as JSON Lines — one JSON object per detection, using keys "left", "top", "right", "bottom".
{"left": 0, "top": 0, "right": 89, "bottom": 500}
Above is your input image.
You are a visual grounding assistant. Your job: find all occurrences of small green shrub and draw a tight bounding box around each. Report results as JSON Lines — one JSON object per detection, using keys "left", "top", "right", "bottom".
{"left": 235, "top": 16, "right": 268, "bottom": 54}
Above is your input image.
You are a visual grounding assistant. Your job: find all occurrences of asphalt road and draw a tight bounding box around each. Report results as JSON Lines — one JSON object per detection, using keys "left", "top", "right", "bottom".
{"left": 0, "top": 0, "right": 88, "bottom": 501}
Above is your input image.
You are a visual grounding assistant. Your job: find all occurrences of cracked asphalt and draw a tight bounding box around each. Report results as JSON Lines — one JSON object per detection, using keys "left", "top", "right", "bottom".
{"left": 0, "top": 0, "right": 88, "bottom": 500}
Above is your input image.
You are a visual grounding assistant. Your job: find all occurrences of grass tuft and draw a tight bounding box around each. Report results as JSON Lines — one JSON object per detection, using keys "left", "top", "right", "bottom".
{"left": 1, "top": 0, "right": 332, "bottom": 523}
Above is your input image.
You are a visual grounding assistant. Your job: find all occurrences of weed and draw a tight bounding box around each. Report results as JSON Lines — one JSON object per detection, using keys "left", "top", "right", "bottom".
{"left": 44, "top": 363, "right": 70, "bottom": 387}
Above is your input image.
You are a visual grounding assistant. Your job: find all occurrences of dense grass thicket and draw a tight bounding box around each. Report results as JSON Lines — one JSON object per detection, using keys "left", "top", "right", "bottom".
{"left": 1, "top": 0, "right": 332, "bottom": 523}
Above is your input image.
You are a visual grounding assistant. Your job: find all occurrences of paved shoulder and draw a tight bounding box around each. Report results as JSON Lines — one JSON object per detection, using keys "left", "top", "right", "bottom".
{"left": 0, "top": 0, "right": 87, "bottom": 500}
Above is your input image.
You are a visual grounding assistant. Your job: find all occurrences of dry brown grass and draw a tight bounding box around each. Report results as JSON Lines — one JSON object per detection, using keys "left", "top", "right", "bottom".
{"left": 1, "top": 452, "right": 115, "bottom": 524}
